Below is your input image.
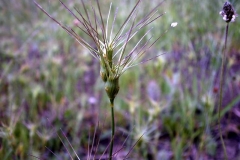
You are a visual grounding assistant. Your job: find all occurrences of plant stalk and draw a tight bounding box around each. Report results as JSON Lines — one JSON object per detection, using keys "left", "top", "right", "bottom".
{"left": 109, "top": 99, "right": 115, "bottom": 160}
{"left": 218, "top": 23, "right": 229, "bottom": 160}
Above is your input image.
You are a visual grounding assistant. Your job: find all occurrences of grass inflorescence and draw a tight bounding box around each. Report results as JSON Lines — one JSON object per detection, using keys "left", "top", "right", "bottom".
{"left": 34, "top": 0, "right": 170, "bottom": 159}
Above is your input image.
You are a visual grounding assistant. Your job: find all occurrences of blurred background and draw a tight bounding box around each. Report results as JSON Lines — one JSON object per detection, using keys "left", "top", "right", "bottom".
{"left": 1, "top": 0, "right": 240, "bottom": 159}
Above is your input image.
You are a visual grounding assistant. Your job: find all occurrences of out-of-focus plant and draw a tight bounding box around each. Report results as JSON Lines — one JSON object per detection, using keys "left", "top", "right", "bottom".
{"left": 218, "top": 1, "right": 238, "bottom": 160}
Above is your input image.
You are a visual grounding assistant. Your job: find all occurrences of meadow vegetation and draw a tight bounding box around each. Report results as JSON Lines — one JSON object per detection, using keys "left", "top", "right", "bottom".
{"left": 0, "top": 0, "right": 240, "bottom": 159}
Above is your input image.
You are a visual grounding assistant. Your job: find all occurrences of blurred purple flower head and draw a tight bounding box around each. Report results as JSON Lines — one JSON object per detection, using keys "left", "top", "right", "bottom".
{"left": 147, "top": 80, "right": 160, "bottom": 102}
{"left": 219, "top": 1, "right": 237, "bottom": 23}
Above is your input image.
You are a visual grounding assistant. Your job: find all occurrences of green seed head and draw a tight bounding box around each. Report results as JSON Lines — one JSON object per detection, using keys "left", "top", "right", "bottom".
{"left": 100, "top": 57, "right": 109, "bottom": 82}
{"left": 106, "top": 45, "right": 113, "bottom": 68}
{"left": 100, "top": 65, "right": 108, "bottom": 82}
{"left": 105, "top": 76, "right": 119, "bottom": 103}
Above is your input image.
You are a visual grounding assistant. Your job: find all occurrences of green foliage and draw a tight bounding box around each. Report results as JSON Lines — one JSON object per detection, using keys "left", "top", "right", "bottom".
{"left": 1, "top": 0, "right": 240, "bottom": 159}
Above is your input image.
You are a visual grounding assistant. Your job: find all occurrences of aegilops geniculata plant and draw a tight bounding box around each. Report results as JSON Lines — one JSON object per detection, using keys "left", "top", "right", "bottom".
{"left": 34, "top": 0, "right": 176, "bottom": 159}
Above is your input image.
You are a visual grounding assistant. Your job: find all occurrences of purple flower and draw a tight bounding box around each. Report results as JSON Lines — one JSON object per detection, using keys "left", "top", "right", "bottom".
{"left": 219, "top": 1, "right": 237, "bottom": 23}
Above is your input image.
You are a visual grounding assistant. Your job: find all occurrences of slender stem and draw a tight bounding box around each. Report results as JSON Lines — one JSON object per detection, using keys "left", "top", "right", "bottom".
{"left": 218, "top": 23, "right": 229, "bottom": 160}
{"left": 109, "top": 99, "right": 115, "bottom": 160}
